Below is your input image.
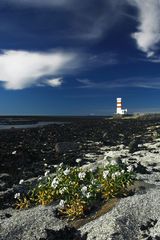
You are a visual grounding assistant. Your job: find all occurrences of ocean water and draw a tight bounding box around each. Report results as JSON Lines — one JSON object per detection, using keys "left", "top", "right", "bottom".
{"left": 0, "top": 121, "right": 67, "bottom": 130}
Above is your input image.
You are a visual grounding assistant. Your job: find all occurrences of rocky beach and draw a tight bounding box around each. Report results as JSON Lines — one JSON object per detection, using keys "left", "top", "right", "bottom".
{"left": 0, "top": 116, "right": 160, "bottom": 240}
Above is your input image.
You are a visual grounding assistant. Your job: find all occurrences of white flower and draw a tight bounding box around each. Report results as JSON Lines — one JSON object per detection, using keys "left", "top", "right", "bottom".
{"left": 114, "top": 172, "right": 121, "bottom": 177}
{"left": 122, "top": 159, "right": 127, "bottom": 164}
{"left": 62, "top": 187, "right": 67, "bottom": 192}
{"left": 111, "top": 160, "right": 117, "bottom": 165}
{"left": 76, "top": 158, "right": 82, "bottom": 163}
{"left": 51, "top": 182, "right": 58, "bottom": 189}
{"left": 103, "top": 170, "right": 109, "bottom": 179}
{"left": 59, "top": 187, "right": 67, "bottom": 194}
{"left": 91, "top": 180, "right": 95, "bottom": 185}
{"left": 14, "top": 193, "right": 20, "bottom": 199}
{"left": 104, "top": 161, "right": 109, "bottom": 167}
{"left": 59, "top": 189, "right": 63, "bottom": 194}
{"left": 78, "top": 172, "right": 86, "bottom": 180}
{"left": 52, "top": 177, "right": 58, "bottom": 183}
{"left": 134, "top": 163, "right": 138, "bottom": 168}
{"left": 121, "top": 170, "right": 125, "bottom": 174}
{"left": 86, "top": 192, "right": 91, "bottom": 199}
{"left": 111, "top": 173, "right": 116, "bottom": 179}
{"left": 64, "top": 168, "right": 70, "bottom": 176}
{"left": 12, "top": 150, "right": 17, "bottom": 155}
{"left": 44, "top": 170, "right": 50, "bottom": 176}
{"left": 127, "top": 165, "right": 133, "bottom": 172}
{"left": 53, "top": 165, "right": 58, "bottom": 168}
{"left": 59, "top": 200, "right": 65, "bottom": 208}
{"left": 81, "top": 186, "right": 87, "bottom": 195}
{"left": 44, "top": 163, "right": 48, "bottom": 167}
{"left": 19, "top": 179, "right": 24, "bottom": 184}
{"left": 103, "top": 155, "right": 108, "bottom": 160}
{"left": 38, "top": 176, "right": 42, "bottom": 181}
{"left": 89, "top": 168, "right": 94, "bottom": 173}
{"left": 51, "top": 178, "right": 59, "bottom": 189}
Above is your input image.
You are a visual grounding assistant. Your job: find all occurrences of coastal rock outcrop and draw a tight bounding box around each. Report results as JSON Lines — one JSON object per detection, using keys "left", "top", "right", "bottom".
{"left": 80, "top": 187, "right": 160, "bottom": 240}
{"left": 1, "top": 118, "right": 160, "bottom": 239}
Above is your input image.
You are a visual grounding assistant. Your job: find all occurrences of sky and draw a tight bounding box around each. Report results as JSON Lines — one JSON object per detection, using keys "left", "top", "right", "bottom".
{"left": 0, "top": 0, "right": 160, "bottom": 115}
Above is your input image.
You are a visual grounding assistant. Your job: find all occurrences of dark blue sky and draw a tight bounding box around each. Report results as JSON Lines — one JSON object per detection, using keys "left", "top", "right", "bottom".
{"left": 0, "top": 0, "right": 160, "bottom": 115}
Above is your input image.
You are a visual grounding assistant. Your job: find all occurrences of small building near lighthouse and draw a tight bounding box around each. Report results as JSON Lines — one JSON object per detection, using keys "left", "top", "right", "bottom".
{"left": 116, "top": 98, "right": 127, "bottom": 115}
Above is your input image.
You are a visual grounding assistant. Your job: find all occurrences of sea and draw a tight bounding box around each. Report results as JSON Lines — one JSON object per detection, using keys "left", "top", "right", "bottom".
{"left": 0, "top": 121, "right": 67, "bottom": 130}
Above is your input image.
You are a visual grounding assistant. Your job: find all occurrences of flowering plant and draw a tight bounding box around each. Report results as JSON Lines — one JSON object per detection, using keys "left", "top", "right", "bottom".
{"left": 98, "top": 163, "right": 134, "bottom": 199}
{"left": 15, "top": 161, "right": 134, "bottom": 219}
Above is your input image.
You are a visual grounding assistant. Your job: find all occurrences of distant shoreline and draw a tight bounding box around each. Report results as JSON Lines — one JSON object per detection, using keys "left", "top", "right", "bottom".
{"left": 0, "top": 113, "right": 160, "bottom": 129}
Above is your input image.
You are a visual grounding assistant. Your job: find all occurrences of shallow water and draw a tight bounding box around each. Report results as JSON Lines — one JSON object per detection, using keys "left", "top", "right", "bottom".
{"left": 0, "top": 121, "right": 68, "bottom": 130}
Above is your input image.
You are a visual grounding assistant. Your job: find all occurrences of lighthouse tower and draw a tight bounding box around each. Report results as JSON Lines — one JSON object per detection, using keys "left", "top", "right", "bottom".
{"left": 116, "top": 98, "right": 127, "bottom": 115}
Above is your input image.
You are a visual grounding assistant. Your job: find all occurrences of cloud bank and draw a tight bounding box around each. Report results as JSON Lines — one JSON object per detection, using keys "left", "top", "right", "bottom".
{"left": 0, "top": 50, "right": 76, "bottom": 90}
{"left": 128, "top": 0, "right": 160, "bottom": 57}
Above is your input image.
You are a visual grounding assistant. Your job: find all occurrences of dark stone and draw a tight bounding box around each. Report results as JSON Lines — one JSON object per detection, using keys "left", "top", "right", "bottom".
{"left": 142, "top": 233, "right": 149, "bottom": 238}
{"left": 0, "top": 173, "right": 12, "bottom": 191}
{"left": 150, "top": 219, "right": 158, "bottom": 225}
{"left": 128, "top": 137, "right": 141, "bottom": 153}
{"left": 0, "top": 188, "right": 14, "bottom": 210}
{"left": 140, "top": 219, "right": 158, "bottom": 232}
{"left": 146, "top": 236, "right": 153, "bottom": 240}
{"left": 135, "top": 162, "right": 148, "bottom": 174}
{"left": 111, "top": 232, "right": 120, "bottom": 238}
{"left": 140, "top": 224, "right": 149, "bottom": 231}
{"left": 5, "top": 213, "right": 12, "bottom": 218}
{"left": 55, "top": 142, "right": 80, "bottom": 154}
{"left": 152, "top": 168, "right": 160, "bottom": 173}
{"left": 62, "top": 153, "right": 80, "bottom": 166}
{"left": 0, "top": 173, "right": 11, "bottom": 181}
{"left": 39, "top": 226, "right": 87, "bottom": 240}
{"left": 0, "top": 181, "right": 7, "bottom": 191}
{"left": 0, "top": 212, "right": 12, "bottom": 220}
{"left": 102, "top": 132, "right": 116, "bottom": 146}
{"left": 155, "top": 236, "right": 160, "bottom": 240}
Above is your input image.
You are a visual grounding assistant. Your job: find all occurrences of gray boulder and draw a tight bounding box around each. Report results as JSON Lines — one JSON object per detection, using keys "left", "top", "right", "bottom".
{"left": 0, "top": 173, "right": 12, "bottom": 191}
{"left": 55, "top": 142, "right": 80, "bottom": 154}
{"left": 80, "top": 187, "right": 160, "bottom": 240}
{"left": 0, "top": 204, "right": 67, "bottom": 240}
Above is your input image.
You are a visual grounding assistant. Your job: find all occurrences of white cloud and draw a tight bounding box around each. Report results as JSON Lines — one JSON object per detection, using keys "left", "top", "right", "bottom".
{"left": 46, "top": 77, "right": 63, "bottom": 87}
{"left": 0, "top": 50, "right": 76, "bottom": 90}
{"left": 128, "top": 0, "right": 160, "bottom": 57}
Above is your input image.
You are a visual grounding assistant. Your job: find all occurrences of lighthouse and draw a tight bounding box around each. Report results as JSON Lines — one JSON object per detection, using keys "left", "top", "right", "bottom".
{"left": 116, "top": 98, "right": 127, "bottom": 115}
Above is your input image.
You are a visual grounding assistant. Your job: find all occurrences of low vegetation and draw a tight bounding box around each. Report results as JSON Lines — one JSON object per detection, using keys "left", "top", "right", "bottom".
{"left": 15, "top": 161, "right": 135, "bottom": 219}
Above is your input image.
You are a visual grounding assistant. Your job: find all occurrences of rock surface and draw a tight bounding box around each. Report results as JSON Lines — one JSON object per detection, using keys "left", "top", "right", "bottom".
{"left": 0, "top": 205, "right": 67, "bottom": 240}
{"left": 55, "top": 142, "right": 80, "bottom": 154}
{"left": 80, "top": 187, "right": 160, "bottom": 240}
{"left": 1, "top": 118, "right": 160, "bottom": 239}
